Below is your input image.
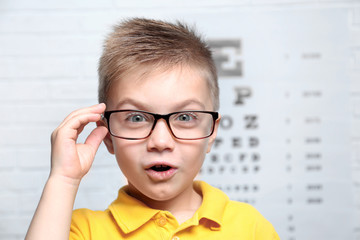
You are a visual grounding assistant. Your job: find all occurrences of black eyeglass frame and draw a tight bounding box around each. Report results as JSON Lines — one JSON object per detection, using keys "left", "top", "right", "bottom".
{"left": 103, "top": 110, "right": 219, "bottom": 140}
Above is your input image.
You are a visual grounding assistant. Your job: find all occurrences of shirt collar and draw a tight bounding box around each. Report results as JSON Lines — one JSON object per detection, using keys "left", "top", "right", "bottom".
{"left": 193, "top": 181, "right": 229, "bottom": 230}
{"left": 108, "top": 186, "right": 161, "bottom": 234}
{"left": 108, "top": 181, "right": 229, "bottom": 234}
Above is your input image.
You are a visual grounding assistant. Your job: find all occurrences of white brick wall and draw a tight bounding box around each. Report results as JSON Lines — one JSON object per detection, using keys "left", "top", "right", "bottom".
{"left": 0, "top": 0, "right": 359, "bottom": 239}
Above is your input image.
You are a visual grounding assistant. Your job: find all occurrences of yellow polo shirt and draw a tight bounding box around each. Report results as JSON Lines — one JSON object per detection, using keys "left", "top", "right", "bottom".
{"left": 70, "top": 181, "right": 279, "bottom": 239}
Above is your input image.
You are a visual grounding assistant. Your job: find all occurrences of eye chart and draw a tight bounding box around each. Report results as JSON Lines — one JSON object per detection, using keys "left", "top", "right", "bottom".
{"left": 195, "top": 8, "right": 359, "bottom": 240}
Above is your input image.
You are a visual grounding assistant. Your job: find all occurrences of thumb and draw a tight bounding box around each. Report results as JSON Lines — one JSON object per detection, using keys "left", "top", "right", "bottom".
{"left": 84, "top": 126, "right": 108, "bottom": 153}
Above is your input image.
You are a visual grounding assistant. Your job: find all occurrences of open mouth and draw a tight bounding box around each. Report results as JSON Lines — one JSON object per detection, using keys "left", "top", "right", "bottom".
{"left": 150, "top": 165, "right": 172, "bottom": 172}
{"left": 145, "top": 163, "right": 177, "bottom": 181}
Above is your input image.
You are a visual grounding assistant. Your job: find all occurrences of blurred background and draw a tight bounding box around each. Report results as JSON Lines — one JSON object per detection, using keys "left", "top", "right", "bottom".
{"left": 0, "top": 0, "right": 359, "bottom": 239}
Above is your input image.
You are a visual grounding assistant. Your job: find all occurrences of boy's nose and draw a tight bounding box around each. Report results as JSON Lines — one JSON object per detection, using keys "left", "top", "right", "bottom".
{"left": 146, "top": 119, "right": 175, "bottom": 152}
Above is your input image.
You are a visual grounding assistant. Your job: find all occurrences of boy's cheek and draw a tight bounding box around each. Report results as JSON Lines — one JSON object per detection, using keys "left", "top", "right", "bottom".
{"left": 206, "top": 138, "right": 216, "bottom": 153}
{"left": 206, "top": 118, "right": 221, "bottom": 153}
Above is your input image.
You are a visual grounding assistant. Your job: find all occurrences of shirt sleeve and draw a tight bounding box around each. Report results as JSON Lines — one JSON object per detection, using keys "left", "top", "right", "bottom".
{"left": 254, "top": 214, "right": 280, "bottom": 240}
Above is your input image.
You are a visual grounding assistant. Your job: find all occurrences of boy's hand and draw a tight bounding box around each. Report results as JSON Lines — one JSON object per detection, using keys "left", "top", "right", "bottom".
{"left": 49, "top": 103, "right": 108, "bottom": 184}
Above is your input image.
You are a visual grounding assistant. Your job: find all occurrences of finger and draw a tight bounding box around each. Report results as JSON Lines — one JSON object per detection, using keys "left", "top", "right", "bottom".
{"left": 84, "top": 126, "right": 108, "bottom": 153}
{"left": 53, "top": 113, "right": 104, "bottom": 143}
{"left": 75, "top": 116, "right": 105, "bottom": 136}
{"left": 61, "top": 103, "right": 106, "bottom": 128}
{"left": 58, "top": 103, "right": 106, "bottom": 129}
{"left": 74, "top": 126, "right": 108, "bottom": 172}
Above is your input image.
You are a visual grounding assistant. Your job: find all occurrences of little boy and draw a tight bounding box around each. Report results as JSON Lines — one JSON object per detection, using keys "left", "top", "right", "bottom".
{"left": 26, "top": 18, "right": 279, "bottom": 239}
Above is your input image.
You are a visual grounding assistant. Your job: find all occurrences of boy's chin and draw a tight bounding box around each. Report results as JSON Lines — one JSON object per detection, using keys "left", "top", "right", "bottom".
{"left": 128, "top": 181, "right": 192, "bottom": 205}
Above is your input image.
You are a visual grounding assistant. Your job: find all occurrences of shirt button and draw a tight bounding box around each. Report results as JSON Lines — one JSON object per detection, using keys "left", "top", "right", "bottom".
{"left": 157, "top": 217, "right": 167, "bottom": 227}
{"left": 172, "top": 237, "right": 180, "bottom": 240}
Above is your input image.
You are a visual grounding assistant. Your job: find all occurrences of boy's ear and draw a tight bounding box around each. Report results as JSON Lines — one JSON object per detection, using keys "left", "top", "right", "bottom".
{"left": 96, "top": 120, "right": 115, "bottom": 154}
{"left": 206, "top": 114, "right": 221, "bottom": 153}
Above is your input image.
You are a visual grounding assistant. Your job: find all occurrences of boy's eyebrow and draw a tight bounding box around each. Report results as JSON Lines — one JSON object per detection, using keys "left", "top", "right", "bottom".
{"left": 114, "top": 98, "right": 150, "bottom": 110}
{"left": 113, "top": 98, "right": 207, "bottom": 111}
{"left": 175, "top": 99, "right": 207, "bottom": 110}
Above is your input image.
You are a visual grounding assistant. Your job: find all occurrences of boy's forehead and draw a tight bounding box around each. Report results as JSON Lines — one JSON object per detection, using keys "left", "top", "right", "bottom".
{"left": 111, "top": 98, "right": 207, "bottom": 112}
{"left": 114, "top": 64, "right": 209, "bottom": 90}
{"left": 106, "top": 65, "right": 213, "bottom": 111}
{"left": 127, "top": 64, "right": 205, "bottom": 82}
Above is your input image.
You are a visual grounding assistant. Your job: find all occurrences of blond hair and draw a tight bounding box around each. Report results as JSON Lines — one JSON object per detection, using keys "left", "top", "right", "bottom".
{"left": 98, "top": 18, "right": 219, "bottom": 110}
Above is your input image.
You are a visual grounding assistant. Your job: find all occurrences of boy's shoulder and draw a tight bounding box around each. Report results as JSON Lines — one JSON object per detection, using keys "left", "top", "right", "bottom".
{"left": 71, "top": 208, "right": 121, "bottom": 239}
{"left": 222, "top": 200, "right": 279, "bottom": 239}
{"left": 195, "top": 181, "right": 275, "bottom": 224}
{"left": 222, "top": 200, "right": 269, "bottom": 227}
{"left": 71, "top": 207, "right": 113, "bottom": 227}
{"left": 225, "top": 200, "right": 264, "bottom": 218}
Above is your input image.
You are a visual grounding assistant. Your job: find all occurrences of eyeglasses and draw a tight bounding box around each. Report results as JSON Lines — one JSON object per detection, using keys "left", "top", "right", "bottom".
{"left": 103, "top": 110, "right": 219, "bottom": 140}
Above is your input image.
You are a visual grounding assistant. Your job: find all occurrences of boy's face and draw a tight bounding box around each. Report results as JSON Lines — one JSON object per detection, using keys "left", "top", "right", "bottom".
{"left": 103, "top": 66, "right": 220, "bottom": 205}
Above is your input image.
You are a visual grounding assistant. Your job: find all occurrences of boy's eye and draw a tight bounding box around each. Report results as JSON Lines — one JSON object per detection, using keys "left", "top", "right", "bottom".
{"left": 176, "top": 112, "right": 196, "bottom": 122}
{"left": 126, "top": 113, "right": 148, "bottom": 122}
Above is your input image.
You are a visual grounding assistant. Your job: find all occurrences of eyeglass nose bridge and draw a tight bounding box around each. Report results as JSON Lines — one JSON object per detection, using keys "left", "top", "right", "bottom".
{"left": 148, "top": 113, "right": 176, "bottom": 138}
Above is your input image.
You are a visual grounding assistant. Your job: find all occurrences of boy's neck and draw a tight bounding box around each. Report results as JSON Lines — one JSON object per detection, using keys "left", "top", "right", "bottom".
{"left": 127, "top": 183, "right": 203, "bottom": 224}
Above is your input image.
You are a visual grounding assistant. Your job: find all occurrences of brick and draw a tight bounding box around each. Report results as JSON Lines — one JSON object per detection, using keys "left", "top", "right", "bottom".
{"left": 0, "top": 216, "right": 30, "bottom": 236}
{"left": 0, "top": 77, "right": 97, "bottom": 103}
{"left": 350, "top": 73, "right": 360, "bottom": 93}
{"left": 92, "top": 146, "right": 117, "bottom": 167}
{"left": 0, "top": 0, "right": 113, "bottom": 10}
{"left": 0, "top": 193, "right": 18, "bottom": 213}
{"left": 103, "top": 168, "right": 127, "bottom": 191}
{"left": 0, "top": 103, "right": 69, "bottom": 124}
{"left": 19, "top": 191, "right": 42, "bottom": 214}
{"left": 0, "top": 57, "right": 82, "bottom": 79}
{"left": 0, "top": 170, "right": 48, "bottom": 191}
{"left": 0, "top": 234, "right": 23, "bottom": 240}
{"left": 80, "top": 168, "right": 120, "bottom": 190}
{"left": 350, "top": 47, "right": 360, "bottom": 70}
{"left": 49, "top": 81, "right": 97, "bottom": 100}
{"left": 75, "top": 169, "right": 126, "bottom": 209}
{"left": 0, "top": 14, "right": 79, "bottom": 33}
{"left": 353, "top": 119, "right": 360, "bottom": 138}
{"left": 0, "top": 81, "right": 48, "bottom": 101}
{"left": 0, "top": 150, "right": 16, "bottom": 168}
{"left": 0, "top": 125, "right": 52, "bottom": 146}
{"left": 77, "top": 14, "right": 121, "bottom": 33}
{"left": 251, "top": 0, "right": 313, "bottom": 3}
{"left": 16, "top": 148, "right": 51, "bottom": 169}
{"left": 350, "top": 31, "right": 360, "bottom": 47}
{"left": 74, "top": 190, "right": 112, "bottom": 211}
{"left": 0, "top": 35, "right": 101, "bottom": 56}
{"left": 350, "top": 7, "right": 360, "bottom": 26}
{"left": 80, "top": 57, "right": 100, "bottom": 78}
{"left": 354, "top": 99, "right": 360, "bottom": 118}
{"left": 113, "top": 0, "right": 249, "bottom": 8}
{"left": 0, "top": 103, "right": 103, "bottom": 143}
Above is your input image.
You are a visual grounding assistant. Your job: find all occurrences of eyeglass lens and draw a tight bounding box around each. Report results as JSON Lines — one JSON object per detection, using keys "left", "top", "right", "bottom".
{"left": 108, "top": 110, "right": 215, "bottom": 140}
